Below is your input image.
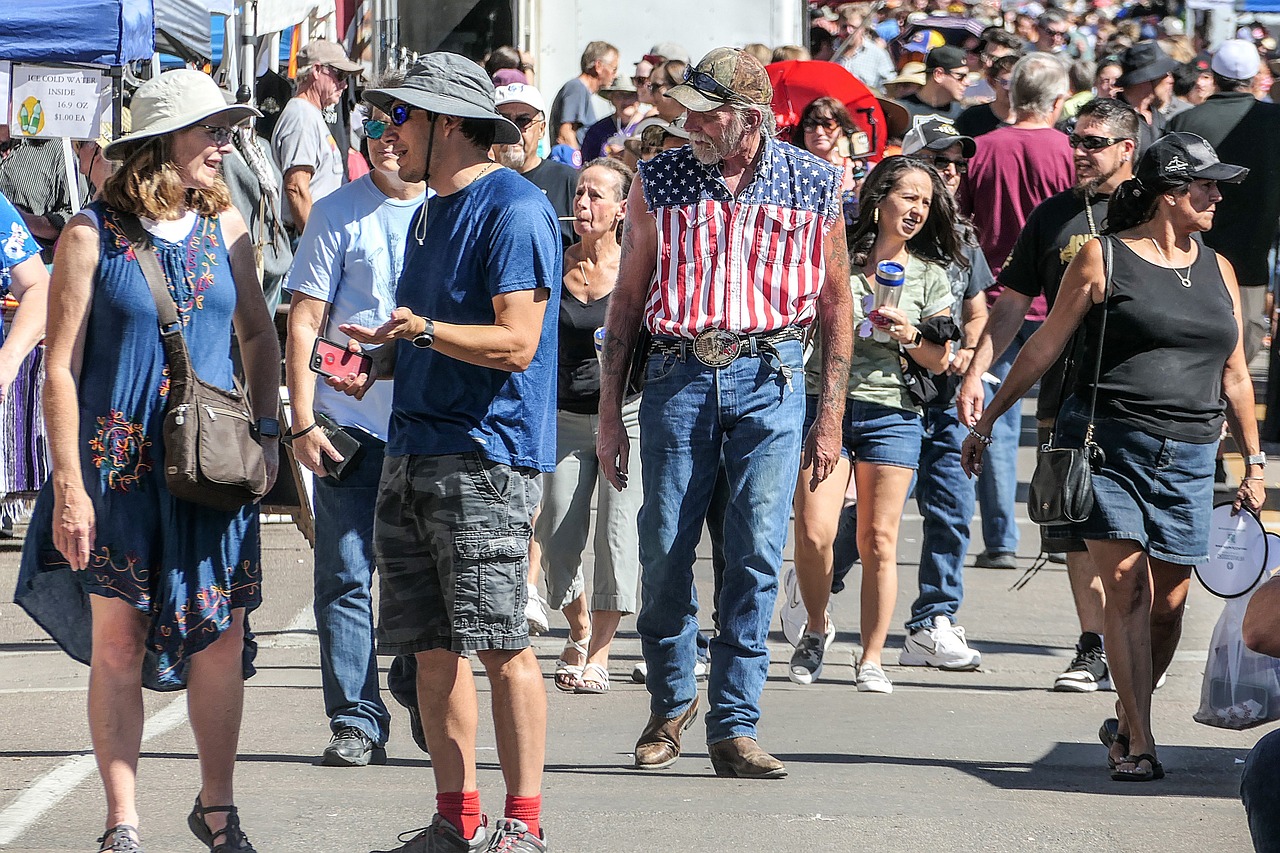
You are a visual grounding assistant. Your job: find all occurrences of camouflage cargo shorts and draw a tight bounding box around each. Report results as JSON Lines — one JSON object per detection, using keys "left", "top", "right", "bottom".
{"left": 374, "top": 451, "right": 541, "bottom": 654}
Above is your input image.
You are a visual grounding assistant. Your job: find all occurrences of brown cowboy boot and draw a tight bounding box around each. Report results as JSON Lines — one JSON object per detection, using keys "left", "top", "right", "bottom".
{"left": 633, "top": 696, "right": 700, "bottom": 770}
{"left": 707, "top": 737, "right": 787, "bottom": 779}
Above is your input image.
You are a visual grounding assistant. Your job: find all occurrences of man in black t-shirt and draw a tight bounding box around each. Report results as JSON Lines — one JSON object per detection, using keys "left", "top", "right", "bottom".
{"left": 494, "top": 82, "right": 581, "bottom": 250}
{"left": 959, "top": 98, "right": 1139, "bottom": 694}
{"left": 895, "top": 46, "right": 968, "bottom": 128}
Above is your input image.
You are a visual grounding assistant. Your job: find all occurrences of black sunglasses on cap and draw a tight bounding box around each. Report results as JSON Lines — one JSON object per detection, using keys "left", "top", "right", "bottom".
{"left": 1069, "top": 133, "right": 1128, "bottom": 151}
{"left": 682, "top": 67, "right": 744, "bottom": 104}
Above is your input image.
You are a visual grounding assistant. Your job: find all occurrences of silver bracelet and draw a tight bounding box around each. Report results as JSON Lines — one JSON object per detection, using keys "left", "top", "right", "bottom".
{"left": 969, "top": 428, "right": 993, "bottom": 446}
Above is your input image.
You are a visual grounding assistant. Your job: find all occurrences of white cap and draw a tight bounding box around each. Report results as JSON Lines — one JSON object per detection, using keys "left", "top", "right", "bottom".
{"left": 1212, "top": 39, "right": 1261, "bottom": 80}
{"left": 493, "top": 82, "right": 546, "bottom": 113}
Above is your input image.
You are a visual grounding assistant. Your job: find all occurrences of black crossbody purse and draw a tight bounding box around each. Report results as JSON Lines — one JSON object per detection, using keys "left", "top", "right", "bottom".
{"left": 1027, "top": 235, "right": 1112, "bottom": 526}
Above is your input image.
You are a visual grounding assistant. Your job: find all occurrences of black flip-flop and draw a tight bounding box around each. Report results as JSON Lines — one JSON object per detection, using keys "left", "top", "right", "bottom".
{"left": 1098, "top": 718, "right": 1130, "bottom": 770}
{"left": 1110, "top": 752, "right": 1164, "bottom": 782}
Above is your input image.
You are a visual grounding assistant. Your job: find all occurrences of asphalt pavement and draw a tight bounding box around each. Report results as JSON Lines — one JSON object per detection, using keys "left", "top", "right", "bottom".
{"left": 0, "top": 400, "right": 1272, "bottom": 852}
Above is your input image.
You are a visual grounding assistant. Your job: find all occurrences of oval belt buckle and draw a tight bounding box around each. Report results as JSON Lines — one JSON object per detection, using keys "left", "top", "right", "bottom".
{"left": 692, "top": 329, "right": 742, "bottom": 368}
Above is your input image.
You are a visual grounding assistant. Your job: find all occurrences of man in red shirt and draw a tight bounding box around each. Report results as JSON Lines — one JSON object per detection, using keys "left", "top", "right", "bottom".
{"left": 959, "top": 52, "right": 1074, "bottom": 569}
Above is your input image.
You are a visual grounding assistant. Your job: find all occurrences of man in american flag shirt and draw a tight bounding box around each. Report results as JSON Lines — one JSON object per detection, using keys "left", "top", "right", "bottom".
{"left": 597, "top": 47, "right": 853, "bottom": 779}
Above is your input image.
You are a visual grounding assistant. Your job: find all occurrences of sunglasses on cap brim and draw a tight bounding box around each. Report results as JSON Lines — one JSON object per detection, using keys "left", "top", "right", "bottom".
{"left": 682, "top": 67, "right": 746, "bottom": 104}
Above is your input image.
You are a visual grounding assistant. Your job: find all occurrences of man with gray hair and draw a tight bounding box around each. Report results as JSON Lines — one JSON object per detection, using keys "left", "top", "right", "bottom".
{"left": 597, "top": 46, "right": 852, "bottom": 779}
{"left": 549, "top": 40, "right": 619, "bottom": 148}
{"left": 958, "top": 51, "right": 1074, "bottom": 572}
{"left": 271, "top": 39, "right": 362, "bottom": 233}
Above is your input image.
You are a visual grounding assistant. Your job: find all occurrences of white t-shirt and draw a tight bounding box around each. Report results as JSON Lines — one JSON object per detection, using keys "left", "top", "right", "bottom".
{"left": 284, "top": 174, "right": 424, "bottom": 440}
{"left": 271, "top": 98, "right": 345, "bottom": 227}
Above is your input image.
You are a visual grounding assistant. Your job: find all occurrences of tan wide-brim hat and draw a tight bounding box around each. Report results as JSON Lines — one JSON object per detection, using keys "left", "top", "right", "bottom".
{"left": 103, "top": 69, "right": 260, "bottom": 161}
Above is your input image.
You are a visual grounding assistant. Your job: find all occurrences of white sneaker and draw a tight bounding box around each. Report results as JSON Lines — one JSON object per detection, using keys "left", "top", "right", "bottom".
{"left": 524, "top": 582, "right": 550, "bottom": 636}
{"left": 779, "top": 566, "right": 808, "bottom": 647}
{"left": 856, "top": 661, "right": 893, "bottom": 693}
{"left": 630, "top": 658, "right": 707, "bottom": 684}
{"left": 899, "top": 616, "right": 982, "bottom": 671}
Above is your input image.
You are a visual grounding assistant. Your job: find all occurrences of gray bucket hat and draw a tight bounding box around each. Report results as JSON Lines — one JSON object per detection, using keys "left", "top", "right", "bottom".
{"left": 364, "top": 52, "right": 521, "bottom": 145}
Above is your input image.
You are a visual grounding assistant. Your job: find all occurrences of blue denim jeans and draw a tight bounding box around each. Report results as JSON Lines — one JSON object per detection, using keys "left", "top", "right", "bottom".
{"left": 908, "top": 403, "right": 976, "bottom": 631}
{"left": 978, "top": 319, "right": 1039, "bottom": 554}
{"left": 637, "top": 339, "right": 804, "bottom": 744}
{"left": 1242, "top": 727, "right": 1280, "bottom": 852}
{"left": 312, "top": 428, "right": 391, "bottom": 745}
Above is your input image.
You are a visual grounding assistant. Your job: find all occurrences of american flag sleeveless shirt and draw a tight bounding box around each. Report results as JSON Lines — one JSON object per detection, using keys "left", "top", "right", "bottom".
{"left": 637, "top": 137, "right": 842, "bottom": 338}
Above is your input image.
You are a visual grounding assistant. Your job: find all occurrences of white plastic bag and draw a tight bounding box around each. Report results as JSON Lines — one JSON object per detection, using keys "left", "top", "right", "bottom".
{"left": 1194, "top": 586, "right": 1280, "bottom": 730}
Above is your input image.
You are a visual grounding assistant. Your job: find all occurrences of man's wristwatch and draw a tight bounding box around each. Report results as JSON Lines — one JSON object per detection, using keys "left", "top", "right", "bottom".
{"left": 1247, "top": 452, "right": 1267, "bottom": 468}
{"left": 411, "top": 316, "right": 435, "bottom": 349}
{"left": 253, "top": 417, "right": 281, "bottom": 439}
{"left": 903, "top": 330, "right": 923, "bottom": 350}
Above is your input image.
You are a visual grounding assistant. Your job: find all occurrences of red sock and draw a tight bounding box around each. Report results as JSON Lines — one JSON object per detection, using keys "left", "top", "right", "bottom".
{"left": 437, "top": 790, "right": 483, "bottom": 839}
{"left": 504, "top": 794, "right": 542, "bottom": 837}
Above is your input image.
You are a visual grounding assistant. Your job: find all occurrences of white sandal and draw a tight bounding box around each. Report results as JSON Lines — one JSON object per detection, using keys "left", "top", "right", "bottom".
{"left": 554, "top": 633, "right": 590, "bottom": 692}
{"left": 575, "top": 662, "right": 610, "bottom": 694}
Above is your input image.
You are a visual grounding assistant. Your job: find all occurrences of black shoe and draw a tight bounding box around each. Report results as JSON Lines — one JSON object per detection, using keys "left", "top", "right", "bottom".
{"left": 404, "top": 702, "right": 429, "bottom": 755}
{"left": 322, "top": 726, "right": 387, "bottom": 767}
{"left": 974, "top": 550, "right": 1018, "bottom": 569}
{"left": 1054, "top": 632, "right": 1108, "bottom": 692}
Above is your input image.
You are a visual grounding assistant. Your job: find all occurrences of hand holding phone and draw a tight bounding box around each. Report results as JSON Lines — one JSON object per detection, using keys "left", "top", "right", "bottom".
{"left": 311, "top": 336, "right": 373, "bottom": 380}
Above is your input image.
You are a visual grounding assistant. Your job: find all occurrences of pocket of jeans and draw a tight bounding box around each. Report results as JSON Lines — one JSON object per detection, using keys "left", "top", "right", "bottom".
{"left": 645, "top": 351, "right": 679, "bottom": 384}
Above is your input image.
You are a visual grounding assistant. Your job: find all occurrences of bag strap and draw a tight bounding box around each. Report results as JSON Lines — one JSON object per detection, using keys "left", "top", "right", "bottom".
{"left": 1082, "top": 235, "right": 1113, "bottom": 447}
{"left": 117, "top": 213, "right": 196, "bottom": 390}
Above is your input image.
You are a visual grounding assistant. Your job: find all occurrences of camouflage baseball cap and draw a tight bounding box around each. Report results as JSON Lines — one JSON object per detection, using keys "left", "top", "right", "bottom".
{"left": 665, "top": 47, "right": 773, "bottom": 113}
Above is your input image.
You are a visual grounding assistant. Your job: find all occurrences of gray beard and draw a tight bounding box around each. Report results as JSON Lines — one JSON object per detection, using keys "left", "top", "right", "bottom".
{"left": 496, "top": 144, "right": 526, "bottom": 171}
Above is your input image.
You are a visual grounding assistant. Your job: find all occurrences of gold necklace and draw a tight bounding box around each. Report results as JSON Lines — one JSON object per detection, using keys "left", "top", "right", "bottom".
{"left": 1149, "top": 237, "right": 1193, "bottom": 288}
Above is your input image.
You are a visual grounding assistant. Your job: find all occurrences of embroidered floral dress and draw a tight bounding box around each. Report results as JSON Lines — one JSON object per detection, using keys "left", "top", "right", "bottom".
{"left": 15, "top": 201, "right": 261, "bottom": 691}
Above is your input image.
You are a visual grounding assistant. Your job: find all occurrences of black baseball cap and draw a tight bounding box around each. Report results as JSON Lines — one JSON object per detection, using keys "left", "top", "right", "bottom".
{"left": 902, "top": 117, "right": 976, "bottom": 158}
{"left": 1136, "top": 132, "right": 1248, "bottom": 190}
{"left": 926, "top": 45, "right": 968, "bottom": 72}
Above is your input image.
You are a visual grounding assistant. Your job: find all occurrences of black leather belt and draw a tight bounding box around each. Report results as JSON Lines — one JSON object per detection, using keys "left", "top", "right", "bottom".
{"left": 650, "top": 326, "right": 805, "bottom": 368}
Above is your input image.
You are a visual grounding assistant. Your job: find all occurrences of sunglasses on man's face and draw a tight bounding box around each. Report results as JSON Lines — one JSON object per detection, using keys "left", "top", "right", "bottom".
{"left": 929, "top": 154, "right": 968, "bottom": 174}
{"left": 390, "top": 103, "right": 429, "bottom": 126}
{"left": 506, "top": 113, "right": 542, "bottom": 131}
{"left": 1069, "top": 133, "right": 1126, "bottom": 151}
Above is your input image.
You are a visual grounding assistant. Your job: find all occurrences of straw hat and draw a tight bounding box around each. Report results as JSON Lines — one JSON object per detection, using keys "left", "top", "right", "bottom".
{"left": 103, "top": 70, "right": 259, "bottom": 161}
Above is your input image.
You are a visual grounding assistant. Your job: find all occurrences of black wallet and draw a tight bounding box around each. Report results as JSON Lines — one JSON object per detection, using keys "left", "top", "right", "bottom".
{"left": 313, "top": 412, "right": 365, "bottom": 481}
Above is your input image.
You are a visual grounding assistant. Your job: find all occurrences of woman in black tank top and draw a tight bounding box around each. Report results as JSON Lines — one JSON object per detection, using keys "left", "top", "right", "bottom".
{"left": 962, "top": 134, "right": 1265, "bottom": 783}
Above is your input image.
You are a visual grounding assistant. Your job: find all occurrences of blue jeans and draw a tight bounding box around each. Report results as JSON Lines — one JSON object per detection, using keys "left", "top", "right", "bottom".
{"left": 312, "top": 428, "right": 391, "bottom": 745}
{"left": 636, "top": 339, "right": 804, "bottom": 744}
{"left": 1242, "top": 727, "right": 1280, "bottom": 852}
{"left": 908, "top": 404, "right": 975, "bottom": 631}
{"left": 978, "top": 319, "right": 1039, "bottom": 554}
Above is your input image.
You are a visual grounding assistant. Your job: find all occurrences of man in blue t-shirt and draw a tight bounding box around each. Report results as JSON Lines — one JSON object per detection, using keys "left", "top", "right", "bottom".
{"left": 333, "top": 54, "right": 559, "bottom": 853}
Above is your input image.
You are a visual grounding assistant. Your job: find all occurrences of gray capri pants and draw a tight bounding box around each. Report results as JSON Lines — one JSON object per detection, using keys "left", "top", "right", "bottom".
{"left": 535, "top": 397, "right": 643, "bottom": 613}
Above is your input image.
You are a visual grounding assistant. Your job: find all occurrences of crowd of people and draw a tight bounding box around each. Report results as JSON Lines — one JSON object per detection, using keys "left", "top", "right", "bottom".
{"left": 4, "top": 2, "right": 1280, "bottom": 852}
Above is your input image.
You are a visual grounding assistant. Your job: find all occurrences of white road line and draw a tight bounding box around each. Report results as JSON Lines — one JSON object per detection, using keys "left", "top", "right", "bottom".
{"left": 0, "top": 602, "right": 313, "bottom": 846}
{"left": 0, "top": 696, "right": 188, "bottom": 845}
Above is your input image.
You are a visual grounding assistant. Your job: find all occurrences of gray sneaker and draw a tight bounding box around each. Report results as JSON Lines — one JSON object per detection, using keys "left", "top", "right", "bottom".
{"left": 486, "top": 818, "right": 547, "bottom": 852}
{"left": 787, "top": 619, "right": 836, "bottom": 685}
{"left": 372, "top": 815, "right": 489, "bottom": 853}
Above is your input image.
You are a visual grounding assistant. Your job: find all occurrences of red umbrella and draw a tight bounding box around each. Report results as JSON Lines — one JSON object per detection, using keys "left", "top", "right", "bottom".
{"left": 765, "top": 60, "right": 889, "bottom": 161}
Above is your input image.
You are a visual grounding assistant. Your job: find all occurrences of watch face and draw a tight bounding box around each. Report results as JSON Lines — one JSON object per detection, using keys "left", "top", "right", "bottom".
{"left": 412, "top": 333, "right": 434, "bottom": 349}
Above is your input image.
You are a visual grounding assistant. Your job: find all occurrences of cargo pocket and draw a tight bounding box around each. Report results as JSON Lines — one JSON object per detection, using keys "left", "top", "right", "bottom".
{"left": 451, "top": 528, "right": 529, "bottom": 636}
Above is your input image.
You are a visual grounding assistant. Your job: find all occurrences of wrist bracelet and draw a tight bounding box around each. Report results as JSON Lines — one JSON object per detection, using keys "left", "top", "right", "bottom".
{"left": 283, "top": 422, "right": 319, "bottom": 443}
{"left": 969, "top": 428, "right": 993, "bottom": 446}
{"left": 1242, "top": 476, "right": 1266, "bottom": 483}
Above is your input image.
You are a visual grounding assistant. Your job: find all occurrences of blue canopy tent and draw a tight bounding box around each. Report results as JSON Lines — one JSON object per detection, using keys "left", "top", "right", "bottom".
{"left": 1237, "top": 0, "right": 1280, "bottom": 9}
{"left": 0, "top": 0, "right": 154, "bottom": 66}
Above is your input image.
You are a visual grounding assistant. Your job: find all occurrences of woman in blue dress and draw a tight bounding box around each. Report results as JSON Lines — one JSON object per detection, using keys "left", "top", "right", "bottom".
{"left": 15, "top": 70, "right": 280, "bottom": 852}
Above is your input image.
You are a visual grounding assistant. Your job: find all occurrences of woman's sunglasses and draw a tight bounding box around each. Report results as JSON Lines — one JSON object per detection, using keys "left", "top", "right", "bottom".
{"left": 802, "top": 118, "right": 841, "bottom": 133}
{"left": 363, "top": 119, "right": 387, "bottom": 140}
{"left": 198, "top": 124, "right": 238, "bottom": 145}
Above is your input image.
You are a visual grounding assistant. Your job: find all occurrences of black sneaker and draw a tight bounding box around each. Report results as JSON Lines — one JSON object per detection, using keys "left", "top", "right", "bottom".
{"left": 1054, "top": 633, "right": 1107, "bottom": 692}
{"left": 322, "top": 725, "right": 387, "bottom": 766}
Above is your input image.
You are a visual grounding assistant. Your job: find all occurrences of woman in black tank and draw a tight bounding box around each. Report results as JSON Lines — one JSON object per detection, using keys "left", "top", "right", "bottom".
{"left": 962, "top": 134, "right": 1265, "bottom": 783}
{"left": 532, "top": 159, "right": 644, "bottom": 696}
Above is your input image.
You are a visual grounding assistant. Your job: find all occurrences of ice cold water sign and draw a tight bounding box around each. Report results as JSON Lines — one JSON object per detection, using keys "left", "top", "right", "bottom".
{"left": 9, "top": 65, "right": 111, "bottom": 141}
{"left": 1198, "top": 503, "right": 1269, "bottom": 599}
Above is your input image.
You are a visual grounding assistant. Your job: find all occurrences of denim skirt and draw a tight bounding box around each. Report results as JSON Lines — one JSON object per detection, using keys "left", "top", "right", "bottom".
{"left": 1047, "top": 395, "right": 1217, "bottom": 565}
